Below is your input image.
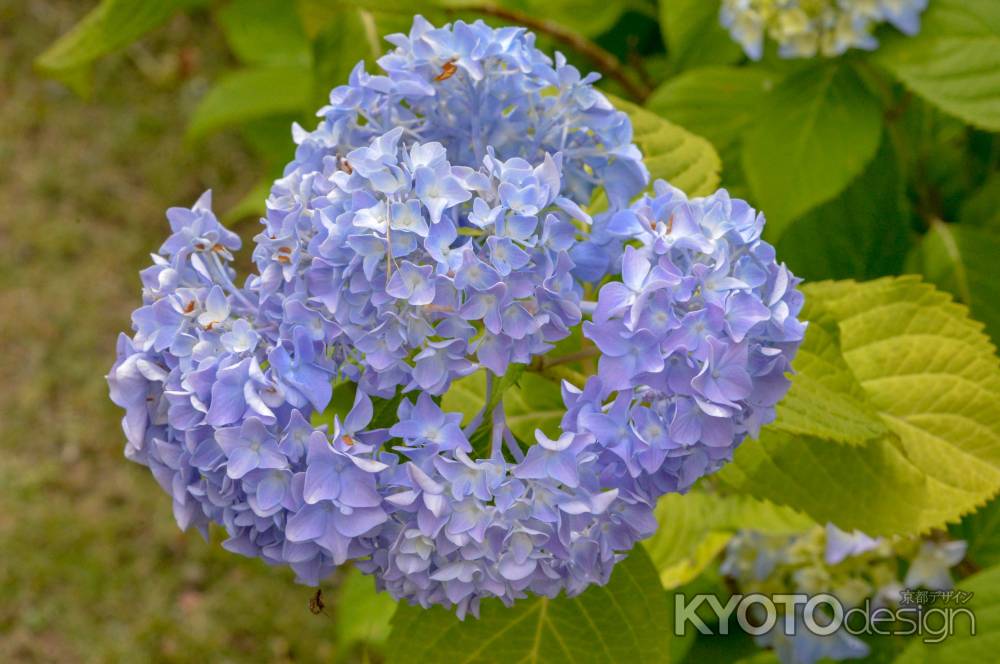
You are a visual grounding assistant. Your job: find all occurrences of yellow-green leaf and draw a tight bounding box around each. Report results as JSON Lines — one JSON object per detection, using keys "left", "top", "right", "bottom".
{"left": 645, "top": 492, "right": 812, "bottom": 589}
{"left": 721, "top": 277, "right": 1000, "bottom": 536}
{"left": 611, "top": 95, "right": 721, "bottom": 197}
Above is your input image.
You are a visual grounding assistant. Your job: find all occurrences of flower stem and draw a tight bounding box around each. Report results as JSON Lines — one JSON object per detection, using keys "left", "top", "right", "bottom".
{"left": 207, "top": 252, "right": 257, "bottom": 313}
{"left": 490, "top": 398, "right": 507, "bottom": 458}
{"left": 503, "top": 427, "right": 525, "bottom": 462}
{"left": 528, "top": 361, "right": 587, "bottom": 388}
{"left": 462, "top": 372, "right": 493, "bottom": 436}
{"left": 543, "top": 346, "right": 600, "bottom": 367}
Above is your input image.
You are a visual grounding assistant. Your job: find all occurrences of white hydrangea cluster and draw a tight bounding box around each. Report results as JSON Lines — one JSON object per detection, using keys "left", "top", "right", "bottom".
{"left": 720, "top": 0, "right": 928, "bottom": 60}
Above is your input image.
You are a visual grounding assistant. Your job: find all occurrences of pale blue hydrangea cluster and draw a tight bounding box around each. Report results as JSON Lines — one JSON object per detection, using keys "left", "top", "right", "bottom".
{"left": 259, "top": 126, "right": 591, "bottom": 399}
{"left": 720, "top": 0, "right": 929, "bottom": 60}
{"left": 565, "top": 182, "right": 805, "bottom": 496}
{"left": 722, "top": 523, "right": 967, "bottom": 664}
{"left": 108, "top": 16, "right": 804, "bottom": 617}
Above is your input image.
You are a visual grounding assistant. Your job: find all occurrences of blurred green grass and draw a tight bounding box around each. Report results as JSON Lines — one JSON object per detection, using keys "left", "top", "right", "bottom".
{"left": 0, "top": 2, "right": 360, "bottom": 661}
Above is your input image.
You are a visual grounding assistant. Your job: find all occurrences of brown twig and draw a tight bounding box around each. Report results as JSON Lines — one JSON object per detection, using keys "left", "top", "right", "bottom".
{"left": 627, "top": 34, "right": 654, "bottom": 91}
{"left": 444, "top": 3, "right": 652, "bottom": 102}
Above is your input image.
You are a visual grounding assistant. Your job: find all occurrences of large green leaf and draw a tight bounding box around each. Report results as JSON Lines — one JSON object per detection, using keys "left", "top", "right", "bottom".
{"left": 216, "top": 0, "right": 312, "bottom": 67}
{"left": 776, "top": 137, "right": 912, "bottom": 282}
{"left": 336, "top": 567, "right": 397, "bottom": 649}
{"left": 894, "top": 563, "right": 1000, "bottom": 663}
{"left": 908, "top": 222, "right": 1000, "bottom": 346}
{"left": 645, "top": 492, "right": 812, "bottom": 589}
{"left": 659, "top": 0, "right": 743, "bottom": 71}
{"left": 187, "top": 66, "right": 312, "bottom": 140}
{"left": 765, "top": 310, "right": 887, "bottom": 446}
{"left": 804, "top": 276, "right": 1000, "bottom": 498}
{"left": 742, "top": 63, "right": 882, "bottom": 237}
{"left": 720, "top": 277, "right": 1000, "bottom": 536}
{"left": 612, "top": 96, "right": 721, "bottom": 197}
{"left": 646, "top": 66, "right": 781, "bottom": 161}
{"left": 875, "top": 0, "right": 1000, "bottom": 131}
{"left": 384, "top": 546, "right": 670, "bottom": 664}
{"left": 35, "top": 0, "right": 201, "bottom": 84}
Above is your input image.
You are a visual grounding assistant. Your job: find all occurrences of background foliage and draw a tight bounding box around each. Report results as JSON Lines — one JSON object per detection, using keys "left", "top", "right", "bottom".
{"left": 3, "top": 0, "right": 999, "bottom": 661}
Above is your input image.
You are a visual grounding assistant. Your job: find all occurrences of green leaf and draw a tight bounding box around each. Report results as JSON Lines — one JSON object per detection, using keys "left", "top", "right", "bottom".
{"left": 767, "top": 328, "right": 887, "bottom": 446}
{"left": 311, "top": 382, "right": 404, "bottom": 431}
{"left": 875, "top": 0, "right": 1000, "bottom": 131}
{"left": 960, "top": 172, "right": 1000, "bottom": 232}
{"left": 384, "top": 546, "right": 670, "bottom": 664}
{"left": 240, "top": 115, "right": 300, "bottom": 170}
{"left": 223, "top": 180, "right": 271, "bottom": 224}
{"left": 645, "top": 492, "right": 812, "bottom": 589}
{"left": 486, "top": 365, "right": 527, "bottom": 416}
{"left": 720, "top": 277, "right": 1000, "bottom": 536}
{"left": 509, "top": 0, "right": 625, "bottom": 37}
{"left": 370, "top": 390, "right": 407, "bottom": 430}
{"left": 441, "top": 369, "right": 564, "bottom": 452}
{"left": 742, "top": 62, "right": 882, "bottom": 237}
{"left": 308, "top": 7, "right": 414, "bottom": 106}
{"left": 646, "top": 66, "right": 781, "bottom": 160}
{"left": 894, "top": 563, "right": 1000, "bottom": 663}
{"left": 765, "top": 294, "right": 888, "bottom": 446}
{"left": 441, "top": 365, "right": 529, "bottom": 457}
{"left": 310, "top": 380, "right": 358, "bottom": 428}
{"left": 659, "top": 0, "right": 744, "bottom": 71}
{"left": 611, "top": 95, "right": 721, "bottom": 197}
{"left": 499, "top": 372, "right": 564, "bottom": 442}
{"left": 908, "top": 222, "right": 1000, "bottom": 346}
{"left": 216, "top": 0, "right": 312, "bottom": 67}
{"left": 775, "top": 136, "right": 912, "bottom": 282}
{"left": 950, "top": 495, "right": 1000, "bottom": 570}
{"left": 441, "top": 372, "right": 488, "bottom": 424}
{"left": 187, "top": 66, "right": 312, "bottom": 140}
{"left": 721, "top": 430, "right": 940, "bottom": 537}
{"left": 734, "top": 653, "right": 781, "bottom": 664}
{"left": 35, "top": 0, "right": 200, "bottom": 84}
{"left": 336, "top": 567, "right": 397, "bottom": 649}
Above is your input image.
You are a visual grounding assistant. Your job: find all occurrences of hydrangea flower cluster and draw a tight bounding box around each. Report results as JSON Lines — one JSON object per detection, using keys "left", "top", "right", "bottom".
{"left": 564, "top": 182, "right": 805, "bottom": 496}
{"left": 720, "top": 0, "right": 929, "bottom": 60}
{"left": 108, "top": 16, "right": 805, "bottom": 617}
{"left": 722, "top": 523, "right": 967, "bottom": 664}
{"left": 258, "top": 126, "right": 592, "bottom": 399}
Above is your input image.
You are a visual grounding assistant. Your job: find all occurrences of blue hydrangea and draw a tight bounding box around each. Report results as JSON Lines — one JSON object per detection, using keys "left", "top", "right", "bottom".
{"left": 721, "top": 523, "right": 967, "bottom": 664}
{"left": 565, "top": 182, "right": 805, "bottom": 496}
{"left": 720, "top": 0, "right": 929, "bottom": 60}
{"left": 256, "top": 126, "right": 593, "bottom": 400}
{"left": 108, "top": 16, "right": 805, "bottom": 618}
